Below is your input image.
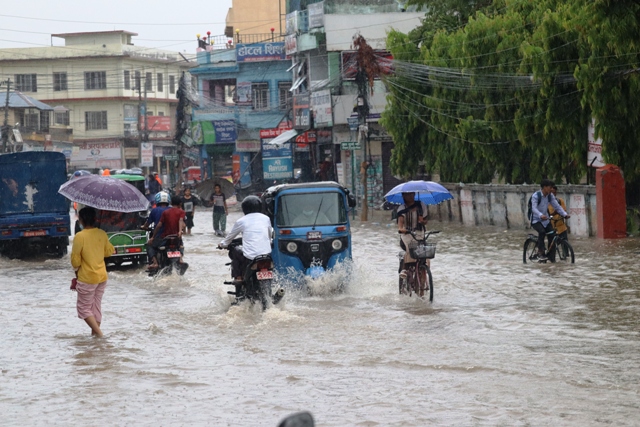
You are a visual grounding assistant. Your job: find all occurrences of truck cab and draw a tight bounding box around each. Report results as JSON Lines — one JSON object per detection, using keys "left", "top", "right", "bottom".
{"left": 0, "top": 152, "right": 71, "bottom": 258}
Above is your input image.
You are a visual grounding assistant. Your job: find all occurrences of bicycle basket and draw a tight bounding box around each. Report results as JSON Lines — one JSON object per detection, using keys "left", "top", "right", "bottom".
{"left": 409, "top": 241, "right": 436, "bottom": 259}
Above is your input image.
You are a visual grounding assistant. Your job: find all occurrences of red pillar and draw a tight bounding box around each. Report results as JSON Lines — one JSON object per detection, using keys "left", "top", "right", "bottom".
{"left": 596, "top": 164, "right": 627, "bottom": 238}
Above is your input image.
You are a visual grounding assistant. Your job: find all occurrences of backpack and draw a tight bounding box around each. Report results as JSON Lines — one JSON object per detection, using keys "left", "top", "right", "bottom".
{"left": 527, "top": 190, "right": 542, "bottom": 223}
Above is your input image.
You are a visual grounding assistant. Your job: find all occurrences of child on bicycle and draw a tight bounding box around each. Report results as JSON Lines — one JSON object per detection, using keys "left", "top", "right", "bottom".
{"left": 531, "top": 179, "right": 570, "bottom": 261}
{"left": 549, "top": 185, "right": 569, "bottom": 241}
{"left": 397, "top": 192, "right": 428, "bottom": 279}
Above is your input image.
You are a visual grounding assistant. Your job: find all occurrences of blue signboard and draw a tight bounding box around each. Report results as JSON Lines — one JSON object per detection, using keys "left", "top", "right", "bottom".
{"left": 262, "top": 141, "right": 293, "bottom": 179}
{"left": 212, "top": 120, "right": 237, "bottom": 143}
{"left": 237, "top": 42, "right": 286, "bottom": 62}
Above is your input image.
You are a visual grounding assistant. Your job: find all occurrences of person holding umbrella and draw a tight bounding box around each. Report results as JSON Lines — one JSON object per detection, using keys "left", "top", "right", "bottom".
{"left": 70, "top": 207, "right": 115, "bottom": 337}
{"left": 397, "top": 192, "right": 429, "bottom": 279}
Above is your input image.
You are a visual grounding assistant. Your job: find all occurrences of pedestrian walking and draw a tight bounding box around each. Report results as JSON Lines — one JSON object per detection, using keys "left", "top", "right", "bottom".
{"left": 70, "top": 207, "right": 115, "bottom": 337}
{"left": 210, "top": 184, "right": 228, "bottom": 236}
{"left": 181, "top": 187, "right": 196, "bottom": 235}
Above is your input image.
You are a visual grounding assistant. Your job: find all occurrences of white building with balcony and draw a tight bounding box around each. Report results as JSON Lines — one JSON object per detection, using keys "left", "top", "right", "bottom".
{"left": 0, "top": 30, "right": 194, "bottom": 171}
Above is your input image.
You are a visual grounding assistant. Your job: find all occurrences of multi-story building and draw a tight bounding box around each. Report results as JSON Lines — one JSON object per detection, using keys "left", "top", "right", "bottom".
{"left": 284, "top": 0, "right": 423, "bottom": 208}
{"left": 0, "top": 31, "right": 194, "bottom": 176}
{"left": 225, "top": 0, "right": 287, "bottom": 40}
{"left": 190, "top": 33, "right": 295, "bottom": 188}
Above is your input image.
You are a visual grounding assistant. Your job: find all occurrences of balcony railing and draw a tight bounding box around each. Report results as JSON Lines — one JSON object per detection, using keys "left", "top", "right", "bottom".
{"left": 233, "top": 33, "right": 286, "bottom": 45}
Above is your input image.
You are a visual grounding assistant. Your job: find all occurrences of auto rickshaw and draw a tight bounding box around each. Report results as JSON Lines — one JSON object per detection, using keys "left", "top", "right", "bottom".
{"left": 261, "top": 182, "right": 357, "bottom": 283}
{"left": 97, "top": 174, "right": 149, "bottom": 267}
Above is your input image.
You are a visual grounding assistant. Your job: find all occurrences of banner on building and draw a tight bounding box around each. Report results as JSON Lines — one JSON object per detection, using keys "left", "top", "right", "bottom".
{"left": 293, "top": 94, "right": 311, "bottom": 130}
{"left": 262, "top": 127, "right": 293, "bottom": 180}
{"left": 236, "top": 42, "right": 286, "bottom": 62}
{"left": 587, "top": 118, "right": 605, "bottom": 167}
{"left": 71, "top": 141, "right": 122, "bottom": 170}
{"left": 311, "top": 89, "right": 333, "bottom": 128}
{"left": 191, "top": 120, "right": 237, "bottom": 144}
{"left": 141, "top": 143, "right": 154, "bottom": 167}
{"left": 145, "top": 116, "right": 171, "bottom": 132}
{"left": 285, "top": 35, "right": 298, "bottom": 56}
{"left": 308, "top": 2, "right": 325, "bottom": 29}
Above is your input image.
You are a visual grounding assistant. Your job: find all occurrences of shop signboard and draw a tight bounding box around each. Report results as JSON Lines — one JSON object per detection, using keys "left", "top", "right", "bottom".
{"left": 236, "top": 42, "right": 286, "bottom": 62}
{"left": 141, "top": 142, "right": 154, "bottom": 167}
{"left": 293, "top": 94, "right": 311, "bottom": 130}
{"left": 311, "top": 89, "right": 333, "bottom": 127}
{"left": 71, "top": 141, "right": 122, "bottom": 170}
{"left": 308, "top": 2, "right": 325, "bottom": 29}
{"left": 262, "top": 128, "right": 293, "bottom": 180}
{"left": 587, "top": 118, "right": 605, "bottom": 167}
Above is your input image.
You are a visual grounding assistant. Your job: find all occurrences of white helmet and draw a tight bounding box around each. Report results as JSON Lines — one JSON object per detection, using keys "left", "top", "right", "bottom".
{"left": 155, "top": 191, "right": 170, "bottom": 205}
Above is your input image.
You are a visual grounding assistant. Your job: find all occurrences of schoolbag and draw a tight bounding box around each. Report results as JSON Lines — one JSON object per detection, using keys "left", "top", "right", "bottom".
{"left": 527, "top": 190, "right": 542, "bottom": 222}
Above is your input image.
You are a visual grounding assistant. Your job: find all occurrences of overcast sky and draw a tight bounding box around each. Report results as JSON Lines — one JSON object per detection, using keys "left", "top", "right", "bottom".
{"left": 0, "top": 0, "right": 234, "bottom": 53}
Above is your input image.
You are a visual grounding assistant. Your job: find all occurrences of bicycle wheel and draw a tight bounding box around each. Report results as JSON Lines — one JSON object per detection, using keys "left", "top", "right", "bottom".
{"left": 415, "top": 263, "right": 434, "bottom": 303}
{"left": 555, "top": 240, "right": 575, "bottom": 264}
{"left": 523, "top": 238, "right": 538, "bottom": 264}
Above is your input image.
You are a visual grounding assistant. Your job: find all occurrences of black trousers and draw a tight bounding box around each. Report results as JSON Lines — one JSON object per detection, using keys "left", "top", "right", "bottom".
{"left": 229, "top": 246, "right": 250, "bottom": 279}
{"left": 532, "top": 221, "right": 554, "bottom": 254}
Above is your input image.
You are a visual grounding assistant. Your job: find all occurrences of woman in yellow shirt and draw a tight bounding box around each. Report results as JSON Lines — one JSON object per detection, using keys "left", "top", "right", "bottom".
{"left": 71, "top": 207, "right": 114, "bottom": 337}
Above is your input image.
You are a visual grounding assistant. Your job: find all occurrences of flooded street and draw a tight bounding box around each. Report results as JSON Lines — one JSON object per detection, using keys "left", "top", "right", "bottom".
{"left": 1, "top": 208, "right": 639, "bottom": 426}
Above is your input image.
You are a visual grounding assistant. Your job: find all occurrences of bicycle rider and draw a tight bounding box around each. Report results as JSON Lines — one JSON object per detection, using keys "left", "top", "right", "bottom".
{"left": 531, "top": 179, "right": 570, "bottom": 261}
{"left": 397, "top": 192, "right": 428, "bottom": 279}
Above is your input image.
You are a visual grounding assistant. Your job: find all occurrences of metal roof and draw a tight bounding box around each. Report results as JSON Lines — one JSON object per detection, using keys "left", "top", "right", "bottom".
{"left": 7, "top": 91, "right": 53, "bottom": 110}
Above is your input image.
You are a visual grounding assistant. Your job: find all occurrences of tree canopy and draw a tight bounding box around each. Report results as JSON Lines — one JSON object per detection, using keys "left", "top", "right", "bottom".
{"left": 381, "top": 0, "right": 640, "bottom": 184}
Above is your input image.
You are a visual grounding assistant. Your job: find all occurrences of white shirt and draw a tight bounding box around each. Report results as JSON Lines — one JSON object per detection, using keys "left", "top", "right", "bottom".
{"left": 220, "top": 213, "right": 273, "bottom": 260}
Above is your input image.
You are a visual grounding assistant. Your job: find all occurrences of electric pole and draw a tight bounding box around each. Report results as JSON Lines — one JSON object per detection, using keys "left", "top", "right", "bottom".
{"left": 2, "top": 79, "right": 11, "bottom": 153}
{"left": 175, "top": 72, "right": 190, "bottom": 187}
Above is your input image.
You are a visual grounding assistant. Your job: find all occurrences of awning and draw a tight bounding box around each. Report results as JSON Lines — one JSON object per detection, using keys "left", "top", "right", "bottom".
{"left": 290, "top": 76, "right": 306, "bottom": 92}
{"left": 264, "top": 129, "right": 299, "bottom": 146}
{"left": 286, "top": 62, "right": 299, "bottom": 72}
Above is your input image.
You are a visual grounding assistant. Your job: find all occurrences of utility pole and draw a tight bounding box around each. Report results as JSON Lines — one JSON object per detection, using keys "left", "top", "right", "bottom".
{"left": 2, "top": 79, "right": 11, "bottom": 153}
{"left": 174, "top": 72, "right": 190, "bottom": 188}
{"left": 353, "top": 35, "right": 380, "bottom": 221}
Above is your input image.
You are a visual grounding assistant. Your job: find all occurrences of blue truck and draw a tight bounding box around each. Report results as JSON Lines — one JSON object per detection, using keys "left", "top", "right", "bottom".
{"left": 0, "top": 152, "right": 71, "bottom": 258}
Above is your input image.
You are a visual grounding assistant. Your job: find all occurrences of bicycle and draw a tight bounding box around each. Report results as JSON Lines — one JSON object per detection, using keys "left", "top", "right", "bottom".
{"left": 398, "top": 230, "right": 440, "bottom": 302}
{"left": 523, "top": 218, "right": 574, "bottom": 264}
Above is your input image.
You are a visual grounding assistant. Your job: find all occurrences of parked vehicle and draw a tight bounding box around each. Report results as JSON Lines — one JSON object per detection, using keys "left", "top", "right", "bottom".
{"left": 261, "top": 182, "right": 357, "bottom": 282}
{"left": 222, "top": 238, "right": 285, "bottom": 310}
{"left": 0, "top": 152, "right": 70, "bottom": 258}
{"left": 147, "top": 234, "right": 188, "bottom": 277}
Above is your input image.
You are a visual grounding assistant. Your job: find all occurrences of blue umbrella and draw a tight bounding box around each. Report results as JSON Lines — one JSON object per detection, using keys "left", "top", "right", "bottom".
{"left": 384, "top": 180, "right": 453, "bottom": 205}
{"left": 72, "top": 170, "right": 92, "bottom": 178}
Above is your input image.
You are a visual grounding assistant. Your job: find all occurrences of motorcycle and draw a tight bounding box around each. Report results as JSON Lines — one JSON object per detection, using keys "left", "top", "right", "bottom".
{"left": 222, "top": 239, "right": 285, "bottom": 310}
{"left": 147, "top": 234, "right": 189, "bottom": 277}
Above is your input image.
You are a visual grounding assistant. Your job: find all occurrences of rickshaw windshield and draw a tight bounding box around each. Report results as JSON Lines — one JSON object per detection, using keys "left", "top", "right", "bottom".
{"left": 95, "top": 210, "right": 144, "bottom": 232}
{"left": 276, "top": 192, "right": 346, "bottom": 227}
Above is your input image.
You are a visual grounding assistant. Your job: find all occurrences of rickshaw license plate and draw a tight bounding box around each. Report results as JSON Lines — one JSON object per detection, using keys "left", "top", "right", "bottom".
{"left": 24, "top": 230, "right": 46, "bottom": 237}
{"left": 307, "top": 231, "right": 322, "bottom": 240}
{"left": 167, "top": 251, "right": 181, "bottom": 258}
{"left": 256, "top": 270, "right": 273, "bottom": 280}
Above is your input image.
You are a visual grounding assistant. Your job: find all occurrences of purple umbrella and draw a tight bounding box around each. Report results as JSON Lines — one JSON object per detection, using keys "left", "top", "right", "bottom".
{"left": 58, "top": 175, "right": 149, "bottom": 213}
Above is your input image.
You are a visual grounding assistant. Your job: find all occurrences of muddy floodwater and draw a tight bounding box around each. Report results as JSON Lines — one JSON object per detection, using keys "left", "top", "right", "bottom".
{"left": 1, "top": 208, "right": 639, "bottom": 426}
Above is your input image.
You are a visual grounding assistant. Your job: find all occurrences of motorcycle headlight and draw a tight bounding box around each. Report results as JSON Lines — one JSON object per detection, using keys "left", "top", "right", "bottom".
{"left": 331, "top": 239, "right": 342, "bottom": 250}
{"left": 286, "top": 242, "right": 298, "bottom": 253}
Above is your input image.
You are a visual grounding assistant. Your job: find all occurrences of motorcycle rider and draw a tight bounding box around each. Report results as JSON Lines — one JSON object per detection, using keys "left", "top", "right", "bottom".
{"left": 217, "top": 196, "right": 273, "bottom": 286}
{"left": 148, "top": 195, "right": 186, "bottom": 271}
{"left": 142, "top": 191, "right": 171, "bottom": 266}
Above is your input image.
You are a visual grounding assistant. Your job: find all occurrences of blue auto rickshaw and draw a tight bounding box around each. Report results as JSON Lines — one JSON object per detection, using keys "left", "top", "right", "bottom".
{"left": 262, "top": 182, "right": 357, "bottom": 282}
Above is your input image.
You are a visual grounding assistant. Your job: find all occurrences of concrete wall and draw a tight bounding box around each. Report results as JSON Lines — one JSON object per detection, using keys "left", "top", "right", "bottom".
{"left": 426, "top": 184, "right": 598, "bottom": 237}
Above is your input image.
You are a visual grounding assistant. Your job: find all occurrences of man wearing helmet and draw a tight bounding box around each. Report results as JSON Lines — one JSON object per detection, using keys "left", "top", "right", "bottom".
{"left": 217, "top": 195, "right": 273, "bottom": 283}
{"left": 142, "top": 191, "right": 171, "bottom": 235}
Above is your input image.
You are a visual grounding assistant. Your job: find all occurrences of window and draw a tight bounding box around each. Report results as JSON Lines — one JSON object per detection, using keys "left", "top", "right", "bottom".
{"left": 15, "top": 74, "right": 37, "bottom": 92}
{"left": 124, "top": 70, "right": 131, "bottom": 90}
{"left": 84, "top": 71, "right": 106, "bottom": 90}
{"left": 135, "top": 71, "right": 141, "bottom": 91}
{"left": 53, "top": 73, "right": 67, "bottom": 91}
{"left": 252, "top": 82, "right": 269, "bottom": 110}
{"left": 54, "top": 111, "right": 70, "bottom": 126}
{"left": 85, "top": 111, "right": 108, "bottom": 130}
{"left": 145, "top": 72, "right": 153, "bottom": 92}
{"left": 278, "top": 82, "right": 292, "bottom": 110}
{"left": 157, "top": 73, "right": 163, "bottom": 92}
{"left": 16, "top": 109, "right": 40, "bottom": 130}
{"left": 169, "top": 75, "right": 176, "bottom": 94}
